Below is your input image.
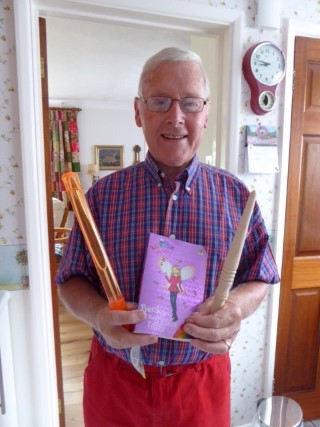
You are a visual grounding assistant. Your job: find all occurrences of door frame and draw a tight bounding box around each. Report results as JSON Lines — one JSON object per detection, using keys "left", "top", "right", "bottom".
{"left": 13, "top": 0, "right": 243, "bottom": 424}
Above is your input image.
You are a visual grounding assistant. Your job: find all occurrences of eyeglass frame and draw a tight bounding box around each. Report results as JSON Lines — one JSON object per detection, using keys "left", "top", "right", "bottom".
{"left": 136, "top": 96, "right": 209, "bottom": 113}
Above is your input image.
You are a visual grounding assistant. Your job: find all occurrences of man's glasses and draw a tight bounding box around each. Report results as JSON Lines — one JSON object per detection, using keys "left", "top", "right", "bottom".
{"left": 138, "top": 96, "right": 208, "bottom": 113}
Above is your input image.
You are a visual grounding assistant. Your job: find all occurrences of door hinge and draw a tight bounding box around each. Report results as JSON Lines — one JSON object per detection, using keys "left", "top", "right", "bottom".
{"left": 58, "top": 398, "right": 62, "bottom": 415}
{"left": 292, "top": 70, "right": 295, "bottom": 91}
{"left": 272, "top": 377, "right": 275, "bottom": 395}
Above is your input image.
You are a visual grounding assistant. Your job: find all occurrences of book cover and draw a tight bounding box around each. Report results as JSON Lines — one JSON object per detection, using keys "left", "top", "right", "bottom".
{"left": 134, "top": 233, "right": 208, "bottom": 341}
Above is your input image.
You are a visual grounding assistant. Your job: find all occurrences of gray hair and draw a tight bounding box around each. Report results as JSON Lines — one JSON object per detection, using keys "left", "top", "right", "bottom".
{"left": 137, "top": 47, "right": 211, "bottom": 99}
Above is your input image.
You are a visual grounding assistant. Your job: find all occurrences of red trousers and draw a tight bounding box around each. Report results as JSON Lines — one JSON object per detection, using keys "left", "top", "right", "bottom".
{"left": 83, "top": 337, "right": 231, "bottom": 427}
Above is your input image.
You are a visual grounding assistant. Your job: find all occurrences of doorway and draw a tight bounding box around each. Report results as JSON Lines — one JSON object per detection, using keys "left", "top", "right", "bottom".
{"left": 14, "top": 1, "right": 243, "bottom": 425}
{"left": 43, "top": 15, "right": 230, "bottom": 426}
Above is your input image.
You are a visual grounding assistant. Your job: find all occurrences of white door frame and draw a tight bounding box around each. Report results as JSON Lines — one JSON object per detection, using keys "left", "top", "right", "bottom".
{"left": 13, "top": 1, "right": 243, "bottom": 425}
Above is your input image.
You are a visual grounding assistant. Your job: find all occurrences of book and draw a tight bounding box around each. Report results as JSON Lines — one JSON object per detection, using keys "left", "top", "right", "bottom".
{"left": 134, "top": 233, "right": 208, "bottom": 341}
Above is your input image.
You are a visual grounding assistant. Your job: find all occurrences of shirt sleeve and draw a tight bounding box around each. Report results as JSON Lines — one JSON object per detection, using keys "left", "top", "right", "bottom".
{"left": 233, "top": 202, "right": 280, "bottom": 286}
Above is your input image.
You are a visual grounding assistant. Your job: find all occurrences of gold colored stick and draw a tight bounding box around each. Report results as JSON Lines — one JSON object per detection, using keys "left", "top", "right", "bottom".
{"left": 63, "top": 173, "right": 145, "bottom": 377}
{"left": 62, "top": 172, "right": 126, "bottom": 310}
{"left": 211, "top": 190, "right": 256, "bottom": 314}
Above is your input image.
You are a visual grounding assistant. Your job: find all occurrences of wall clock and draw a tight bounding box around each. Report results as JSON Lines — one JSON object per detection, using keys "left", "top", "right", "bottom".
{"left": 242, "top": 41, "right": 286, "bottom": 115}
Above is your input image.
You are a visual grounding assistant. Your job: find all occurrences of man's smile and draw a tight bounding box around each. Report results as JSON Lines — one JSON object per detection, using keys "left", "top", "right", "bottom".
{"left": 161, "top": 134, "right": 187, "bottom": 140}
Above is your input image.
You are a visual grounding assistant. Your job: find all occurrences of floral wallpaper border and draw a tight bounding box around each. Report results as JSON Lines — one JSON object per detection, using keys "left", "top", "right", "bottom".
{"left": 0, "top": 0, "right": 28, "bottom": 286}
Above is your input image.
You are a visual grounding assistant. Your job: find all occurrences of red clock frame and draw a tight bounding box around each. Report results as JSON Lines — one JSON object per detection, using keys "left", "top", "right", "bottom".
{"left": 242, "top": 42, "right": 285, "bottom": 115}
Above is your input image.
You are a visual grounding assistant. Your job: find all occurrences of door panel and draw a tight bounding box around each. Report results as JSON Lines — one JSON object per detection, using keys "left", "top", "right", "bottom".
{"left": 274, "top": 36, "right": 320, "bottom": 420}
{"left": 297, "top": 139, "right": 320, "bottom": 254}
{"left": 292, "top": 258, "right": 320, "bottom": 289}
{"left": 285, "top": 289, "right": 320, "bottom": 392}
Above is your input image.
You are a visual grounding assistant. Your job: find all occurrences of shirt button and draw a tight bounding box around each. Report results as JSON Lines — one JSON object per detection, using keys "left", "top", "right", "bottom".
{"left": 169, "top": 234, "right": 175, "bottom": 239}
{"left": 172, "top": 194, "right": 178, "bottom": 201}
{"left": 185, "top": 186, "right": 191, "bottom": 192}
{"left": 160, "top": 172, "right": 166, "bottom": 178}
{"left": 157, "top": 182, "right": 162, "bottom": 187}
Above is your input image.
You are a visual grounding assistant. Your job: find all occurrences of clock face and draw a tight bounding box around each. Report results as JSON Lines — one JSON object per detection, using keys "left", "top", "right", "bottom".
{"left": 250, "top": 42, "right": 285, "bottom": 86}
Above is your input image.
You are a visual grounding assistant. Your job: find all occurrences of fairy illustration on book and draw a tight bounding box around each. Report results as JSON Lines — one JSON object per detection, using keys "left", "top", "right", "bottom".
{"left": 134, "top": 233, "right": 207, "bottom": 341}
{"left": 159, "top": 258, "right": 195, "bottom": 322}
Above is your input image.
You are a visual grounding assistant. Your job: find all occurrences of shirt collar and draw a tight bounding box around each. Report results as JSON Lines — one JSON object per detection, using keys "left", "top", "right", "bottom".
{"left": 144, "top": 151, "right": 200, "bottom": 193}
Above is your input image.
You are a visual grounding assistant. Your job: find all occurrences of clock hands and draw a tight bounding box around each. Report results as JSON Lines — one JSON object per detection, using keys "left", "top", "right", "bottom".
{"left": 256, "top": 59, "right": 271, "bottom": 66}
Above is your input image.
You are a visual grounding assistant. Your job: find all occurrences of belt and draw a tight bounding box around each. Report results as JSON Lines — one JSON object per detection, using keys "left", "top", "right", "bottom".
{"left": 103, "top": 348, "right": 212, "bottom": 378}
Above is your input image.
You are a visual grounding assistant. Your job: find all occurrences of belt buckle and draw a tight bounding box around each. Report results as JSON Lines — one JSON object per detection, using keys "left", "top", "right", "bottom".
{"left": 158, "top": 361, "right": 175, "bottom": 377}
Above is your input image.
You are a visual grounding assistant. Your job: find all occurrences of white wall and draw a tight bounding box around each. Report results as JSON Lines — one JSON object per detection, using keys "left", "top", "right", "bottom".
{"left": 76, "top": 105, "right": 144, "bottom": 189}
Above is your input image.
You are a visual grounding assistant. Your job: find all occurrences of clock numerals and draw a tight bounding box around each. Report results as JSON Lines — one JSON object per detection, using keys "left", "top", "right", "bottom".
{"left": 254, "top": 70, "right": 276, "bottom": 85}
{"left": 250, "top": 44, "right": 285, "bottom": 86}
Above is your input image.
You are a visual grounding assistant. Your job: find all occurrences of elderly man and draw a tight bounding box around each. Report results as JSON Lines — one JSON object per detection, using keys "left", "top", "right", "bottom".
{"left": 56, "top": 47, "right": 279, "bottom": 427}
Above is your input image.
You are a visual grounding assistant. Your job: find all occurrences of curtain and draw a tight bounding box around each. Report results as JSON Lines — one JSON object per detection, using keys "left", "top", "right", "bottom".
{"left": 49, "top": 108, "right": 81, "bottom": 200}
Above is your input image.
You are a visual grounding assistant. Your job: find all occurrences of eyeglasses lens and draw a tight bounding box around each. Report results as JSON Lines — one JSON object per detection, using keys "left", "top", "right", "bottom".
{"left": 146, "top": 97, "right": 205, "bottom": 113}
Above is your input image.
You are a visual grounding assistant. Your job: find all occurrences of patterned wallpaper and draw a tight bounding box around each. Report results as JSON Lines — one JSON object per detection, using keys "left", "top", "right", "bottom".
{"left": 2, "top": 0, "right": 320, "bottom": 425}
{"left": 0, "top": 0, "right": 27, "bottom": 287}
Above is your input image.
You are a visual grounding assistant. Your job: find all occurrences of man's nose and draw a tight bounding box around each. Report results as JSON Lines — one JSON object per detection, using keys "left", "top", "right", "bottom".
{"left": 166, "top": 100, "right": 185, "bottom": 125}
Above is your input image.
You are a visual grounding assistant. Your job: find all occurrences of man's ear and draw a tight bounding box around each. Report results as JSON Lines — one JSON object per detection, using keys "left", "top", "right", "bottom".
{"left": 134, "top": 97, "right": 142, "bottom": 128}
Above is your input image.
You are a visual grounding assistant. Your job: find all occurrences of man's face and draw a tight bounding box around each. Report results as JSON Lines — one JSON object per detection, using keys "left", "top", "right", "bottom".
{"left": 134, "top": 61, "right": 208, "bottom": 178}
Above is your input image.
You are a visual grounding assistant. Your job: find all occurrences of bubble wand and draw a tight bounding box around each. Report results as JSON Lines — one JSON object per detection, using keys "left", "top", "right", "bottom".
{"left": 62, "top": 172, "right": 146, "bottom": 378}
{"left": 62, "top": 172, "right": 126, "bottom": 310}
{"left": 211, "top": 190, "right": 256, "bottom": 314}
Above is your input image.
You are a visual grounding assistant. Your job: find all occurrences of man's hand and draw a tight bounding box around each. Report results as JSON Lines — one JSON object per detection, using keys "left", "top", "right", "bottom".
{"left": 95, "top": 303, "right": 158, "bottom": 349}
{"left": 183, "top": 297, "right": 241, "bottom": 354}
{"left": 183, "top": 281, "right": 268, "bottom": 354}
{"left": 58, "top": 276, "right": 158, "bottom": 350}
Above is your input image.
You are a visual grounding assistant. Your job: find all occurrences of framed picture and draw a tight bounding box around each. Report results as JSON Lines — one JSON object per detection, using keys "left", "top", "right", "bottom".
{"left": 95, "top": 145, "right": 124, "bottom": 170}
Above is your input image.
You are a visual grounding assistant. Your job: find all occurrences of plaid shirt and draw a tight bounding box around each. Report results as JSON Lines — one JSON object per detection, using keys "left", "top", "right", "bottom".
{"left": 56, "top": 153, "right": 279, "bottom": 366}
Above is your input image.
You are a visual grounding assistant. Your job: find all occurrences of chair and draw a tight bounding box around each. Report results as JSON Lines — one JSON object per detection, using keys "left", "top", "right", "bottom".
{"left": 54, "top": 227, "right": 71, "bottom": 244}
{"left": 52, "top": 197, "right": 70, "bottom": 228}
{"left": 54, "top": 227, "right": 71, "bottom": 266}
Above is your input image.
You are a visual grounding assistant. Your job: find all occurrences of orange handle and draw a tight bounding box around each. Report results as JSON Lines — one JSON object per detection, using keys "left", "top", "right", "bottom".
{"left": 109, "top": 295, "right": 127, "bottom": 311}
{"left": 109, "top": 296, "right": 132, "bottom": 331}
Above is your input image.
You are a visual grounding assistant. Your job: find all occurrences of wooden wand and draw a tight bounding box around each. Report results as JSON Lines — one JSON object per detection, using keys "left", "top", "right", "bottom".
{"left": 210, "top": 190, "right": 256, "bottom": 314}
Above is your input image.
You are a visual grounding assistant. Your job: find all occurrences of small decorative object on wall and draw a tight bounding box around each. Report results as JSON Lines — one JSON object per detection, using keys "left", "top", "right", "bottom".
{"left": 87, "top": 163, "right": 99, "bottom": 184}
{"left": 95, "top": 145, "right": 124, "bottom": 170}
{"left": 133, "top": 145, "right": 141, "bottom": 165}
{"left": 242, "top": 41, "right": 286, "bottom": 115}
{"left": 15, "top": 248, "right": 29, "bottom": 287}
{"left": 245, "top": 125, "right": 279, "bottom": 173}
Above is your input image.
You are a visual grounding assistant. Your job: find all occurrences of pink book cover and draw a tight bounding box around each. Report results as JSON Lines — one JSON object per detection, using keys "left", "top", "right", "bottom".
{"left": 134, "top": 233, "right": 208, "bottom": 341}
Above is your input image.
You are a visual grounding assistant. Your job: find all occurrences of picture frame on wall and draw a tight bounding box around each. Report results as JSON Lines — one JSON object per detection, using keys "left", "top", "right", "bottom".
{"left": 95, "top": 145, "right": 124, "bottom": 170}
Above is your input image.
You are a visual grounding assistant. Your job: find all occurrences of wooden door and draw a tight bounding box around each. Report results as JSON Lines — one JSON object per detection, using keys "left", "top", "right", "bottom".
{"left": 274, "top": 36, "right": 320, "bottom": 420}
{"left": 39, "top": 17, "right": 66, "bottom": 426}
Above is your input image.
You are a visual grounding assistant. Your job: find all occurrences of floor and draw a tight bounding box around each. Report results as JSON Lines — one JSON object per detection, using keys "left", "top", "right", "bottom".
{"left": 304, "top": 421, "right": 320, "bottom": 427}
{"left": 59, "top": 301, "right": 92, "bottom": 427}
